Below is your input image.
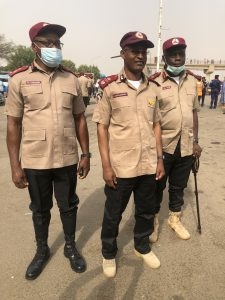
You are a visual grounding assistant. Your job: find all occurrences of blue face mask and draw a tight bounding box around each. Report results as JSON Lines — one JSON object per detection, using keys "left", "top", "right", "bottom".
{"left": 38, "top": 47, "right": 63, "bottom": 68}
{"left": 166, "top": 64, "right": 185, "bottom": 76}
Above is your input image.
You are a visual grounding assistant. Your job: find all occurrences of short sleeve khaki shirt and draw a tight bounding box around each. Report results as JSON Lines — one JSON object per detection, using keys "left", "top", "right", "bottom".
{"left": 92, "top": 70, "right": 160, "bottom": 178}
{"left": 78, "top": 75, "right": 91, "bottom": 97}
{"left": 154, "top": 70, "right": 200, "bottom": 157}
{"left": 5, "top": 62, "right": 85, "bottom": 169}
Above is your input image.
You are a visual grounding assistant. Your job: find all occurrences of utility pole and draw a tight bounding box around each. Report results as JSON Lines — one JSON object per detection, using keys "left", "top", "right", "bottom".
{"left": 156, "top": 0, "right": 163, "bottom": 71}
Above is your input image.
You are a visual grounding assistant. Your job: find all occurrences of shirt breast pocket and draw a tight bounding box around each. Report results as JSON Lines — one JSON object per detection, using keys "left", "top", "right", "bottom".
{"left": 185, "top": 88, "right": 196, "bottom": 107}
{"left": 111, "top": 98, "right": 133, "bottom": 122}
{"left": 159, "top": 90, "right": 177, "bottom": 112}
{"left": 61, "top": 85, "right": 78, "bottom": 109}
{"left": 21, "top": 84, "right": 45, "bottom": 110}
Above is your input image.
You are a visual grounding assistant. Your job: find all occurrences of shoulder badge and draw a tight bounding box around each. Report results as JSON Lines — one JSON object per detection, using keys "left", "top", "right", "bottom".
{"left": 149, "top": 72, "right": 161, "bottom": 81}
{"left": 10, "top": 66, "right": 29, "bottom": 77}
{"left": 99, "top": 75, "right": 118, "bottom": 89}
{"left": 186, "top": 70, "right": 201, "bottom": 80}
{"left": 148, "top": 72, "right": 161, "bottom": 86}
{"left": 60, "top": 65, "right": 77, "bottom": 76}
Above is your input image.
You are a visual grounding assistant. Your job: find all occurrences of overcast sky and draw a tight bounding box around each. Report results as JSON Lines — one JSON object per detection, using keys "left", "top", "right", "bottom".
{"left": 1, "top": 0, "right": 225, "bottom": 76}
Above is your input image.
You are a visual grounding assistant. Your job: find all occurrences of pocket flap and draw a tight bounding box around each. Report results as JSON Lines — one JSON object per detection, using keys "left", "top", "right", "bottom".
{"left": 23, "top": 129, "right": 46, "bottom": 141}
{"left": 64, "top": 127, "right": 75, "bottom": 137}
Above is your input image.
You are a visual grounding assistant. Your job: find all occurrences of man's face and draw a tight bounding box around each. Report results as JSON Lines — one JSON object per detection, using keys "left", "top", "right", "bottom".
{"left": 121, "top": 44, "right": 148, "bottom": 74}
{"left": 163, "top": 46, "right": 186, "bottom": 67}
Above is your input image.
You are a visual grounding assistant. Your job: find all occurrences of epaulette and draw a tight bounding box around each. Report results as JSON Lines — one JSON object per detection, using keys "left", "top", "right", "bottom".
{"left": 99, "top": 75, "right": 118, "bottom": 89}
{"left": 148, "top": 78, "right": 161, "bottom": 87}
{"left": 149, "top": 72, "right": 161, "bottom": 81}
{"left": 10, "top": 66, "right": 29, "bottom": 77}
{"left": 186, "top": 70, "right": 201, "bottom": 80}
{"left": 60, "top": 65, "right": 77, "bottom": 77}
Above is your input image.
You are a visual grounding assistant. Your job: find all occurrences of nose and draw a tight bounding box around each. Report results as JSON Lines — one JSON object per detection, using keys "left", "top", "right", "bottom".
{"left": 174, "top": 53, "right": 182, "bottom": 60}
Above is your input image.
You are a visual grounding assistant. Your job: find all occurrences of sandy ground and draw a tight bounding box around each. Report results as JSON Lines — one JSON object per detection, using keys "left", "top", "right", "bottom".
{"left": 0, "top": 95, "right": 225, "bottom": 300}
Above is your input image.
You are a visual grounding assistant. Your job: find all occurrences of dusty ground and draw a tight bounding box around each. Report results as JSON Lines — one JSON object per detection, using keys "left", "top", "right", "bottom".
{"left": 0, "top": 95, "right": 225, "bottom": 300}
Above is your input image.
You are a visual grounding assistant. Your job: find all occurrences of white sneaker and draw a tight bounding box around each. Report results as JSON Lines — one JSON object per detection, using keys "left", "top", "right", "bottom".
{"left": 134, "top": 250, "right": 160, "bottom": 269}
{"left": 102, "top": 258, "right": 116, "bottom": 278}
{"left": 168, "top": 211, "right": 191, "bottom": 240}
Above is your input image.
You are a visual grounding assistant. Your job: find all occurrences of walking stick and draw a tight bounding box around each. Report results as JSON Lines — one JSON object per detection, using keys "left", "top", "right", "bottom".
{"left": 191, "top": 156, "right": 202, "bottom": 234}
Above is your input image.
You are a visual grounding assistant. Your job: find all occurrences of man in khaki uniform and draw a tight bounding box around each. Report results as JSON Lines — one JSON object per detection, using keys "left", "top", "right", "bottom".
{"left": 5, "top": 22, "right": 90, "bottom": 280}
{"left": 78, "top": 72, "right": 91, "bottom": 107}
{"left": 92, "top": 31, "right": 165, "bottom": 277}
{"left": 149, "top": 37, "right": 202, "bottom": 243}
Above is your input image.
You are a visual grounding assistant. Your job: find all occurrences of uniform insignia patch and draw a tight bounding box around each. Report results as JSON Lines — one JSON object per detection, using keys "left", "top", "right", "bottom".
{"left": 10, "top": 65, "right": 29, "bottom": 77}
{"left": 148, "top": 99, "right": 156, "bottom": 107}
{"left": 25, "top": 81, "right": 41, "bottom": 85}
{"left": 112, "top": 92, "right": 128, "bottom": 98}
{"left": 99, "top": 75, "right": 118, "bottom": 89}
{"left": 162, "top": 86, "right": 171, "bottom": 90}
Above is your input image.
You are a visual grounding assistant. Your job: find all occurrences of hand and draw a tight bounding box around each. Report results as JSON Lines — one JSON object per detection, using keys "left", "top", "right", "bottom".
{"left": 77, "top": 157, "right": 90, "bottom": 179}
{"left": 193, "top": 143, "right": 202, "bottom": 158}
{"left": 156, "top": 160, "right": 165, "bottom": 180}
{"left": 103, "top": 166, "right": 117, "bottom": 189}
{"left": 12, "top": 166, "right": 28, "bottom": 189}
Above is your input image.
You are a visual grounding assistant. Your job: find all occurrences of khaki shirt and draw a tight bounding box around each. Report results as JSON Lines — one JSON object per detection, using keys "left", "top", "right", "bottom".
{"left": 78, "top": 75, "right": 91, "bottom": 97}
{"left": 5, "top": 62, "right": 85, "bottom": 169}
{"left": 92, "top": 70, "right": 160, "bottom": 178}
{"left": 154, "top": 70, "right": 200, "bottom": 157}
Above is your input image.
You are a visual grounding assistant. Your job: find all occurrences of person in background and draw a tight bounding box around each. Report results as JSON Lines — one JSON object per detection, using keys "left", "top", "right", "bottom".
{"left": 78, "top": 72, "right": 91, "bottom": 107}
{"left": 5, "top": 21, "right": 90, "bottom": 280}
{"left": 209, "top": 75, "right": 221, "bottom": 109}
{"left": 220, "top": 77, "right": 225, "bottom": 114}
{"left": 149, "top": 37, "right": 202, "bottom": 243}
{"left": 93, "top": 31, "right": 165, "bottom": 278}
{"left": 201, "top": 76, "right": 208, "bottom": 107}
{"left": 196, "top": 77, "right": 203, "bottom": 104}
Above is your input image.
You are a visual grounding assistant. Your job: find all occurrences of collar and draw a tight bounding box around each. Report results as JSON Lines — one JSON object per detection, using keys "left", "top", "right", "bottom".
{"left": 118, "top": 68, "right": 148, "bottom": 84}
{"left": 162, "top": 68, "right": 187, "bottom": 82}
{"left": 31, "top": 60, "right": 61, "bottom": 74}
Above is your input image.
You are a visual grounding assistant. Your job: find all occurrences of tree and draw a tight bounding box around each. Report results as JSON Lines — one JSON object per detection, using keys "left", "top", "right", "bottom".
{"left": 61, "top": 59, "right": 77, "bottom": 72}
{"left": 6, "top": 45, "right": 35, "bottom": 71}
{"left": 78, "top": 64, "right": 100, "bottom": 80}
{"left": 0, "top": 34, "right": 14, "bottom": 61}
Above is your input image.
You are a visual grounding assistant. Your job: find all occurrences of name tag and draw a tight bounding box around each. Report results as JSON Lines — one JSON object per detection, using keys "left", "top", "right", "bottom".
{"left": 112, "top": 92, "right": 128, "bottom": 98}
{"left": 162, "top": 86, "right": 171, "bottom": 90}
{"left": 25, "top": 81, "right": 41, "bottom": 85}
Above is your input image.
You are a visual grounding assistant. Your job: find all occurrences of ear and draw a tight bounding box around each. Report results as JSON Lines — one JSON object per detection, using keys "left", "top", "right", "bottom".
{"left": 162, "top": 55, "right": 166, "bottom": 63}
{"left": 120, "top": 49, "right": 125, "bottom": 59}
{"left": 31, "top": 42, "right": 38, "bottom": 53}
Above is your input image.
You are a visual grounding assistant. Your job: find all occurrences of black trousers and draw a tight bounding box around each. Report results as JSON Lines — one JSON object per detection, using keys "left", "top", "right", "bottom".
{"left": 156, "top": 142, "right": 193, "bottom": 213}
{"left": 101, "top": 175, "right": 156, "bottom": 259}
{"left": 83, "top": 96, "right": 90, "bottom": 107}
{"left": 24, "top": 164, "right": 79, "bottom": 240}
{"left": 210, "top": 92, "right": 219, "bottom": 108}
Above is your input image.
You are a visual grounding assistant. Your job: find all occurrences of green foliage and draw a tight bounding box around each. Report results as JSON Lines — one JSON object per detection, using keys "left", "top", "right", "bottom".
{"left": 78, "top": 64, "right": 100, "bottom": 80}
{"left": 61, "top": 59, "right": 77, "bottom": 72}
{"left": 0, "top": 34, "right": 14, "bottom": 61}
{"left": 7, "top": 46, "right": 35, "bottom": 71}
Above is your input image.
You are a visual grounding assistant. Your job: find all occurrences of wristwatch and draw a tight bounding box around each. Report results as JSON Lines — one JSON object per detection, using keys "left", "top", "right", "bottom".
{"left": 80, "top": 152, "right": 92, "bottom": 159}
{"left": 157, "top": 155, "right": 165, "bottom": 160}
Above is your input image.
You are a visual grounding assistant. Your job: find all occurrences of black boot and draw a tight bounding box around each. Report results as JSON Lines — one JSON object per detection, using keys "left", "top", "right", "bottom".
{"left": 25, "top": 240, "right": 50, "bottom": 280}
{"left": 64, "top": 235, "right": 86, "bottom": 273}
{"left": 25, "top": 212, "right": 51, "bottom": 280}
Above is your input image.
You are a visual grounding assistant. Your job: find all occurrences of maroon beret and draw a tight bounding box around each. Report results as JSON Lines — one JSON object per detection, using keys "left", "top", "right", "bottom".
{"left": 29, "top": 22, "right": 66, "bottom": 41}
{"left": 163, "top": 37, "right": 187, "bottom": 52}
{"left": 120, "top": 31, "right": 154, "bottom": 49}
